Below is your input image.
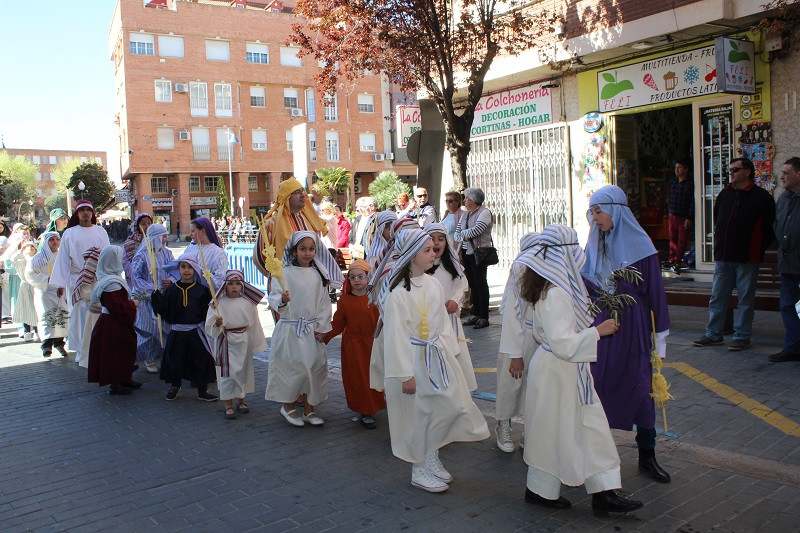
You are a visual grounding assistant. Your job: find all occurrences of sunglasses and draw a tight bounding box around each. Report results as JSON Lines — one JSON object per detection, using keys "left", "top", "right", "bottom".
{"left": 348, "top": 274, "right": 367, "bottom": 281}
{"left": 416, "top": 194, "right": 427, "bottom": 198}
{"left": 729, "top": 167, "right": 744, "bottom": 173}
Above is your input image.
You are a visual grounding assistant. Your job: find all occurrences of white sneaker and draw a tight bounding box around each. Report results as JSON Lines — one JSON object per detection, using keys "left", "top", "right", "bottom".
{"left": 496, "top": 421, "right": 515, "bottom": 453}
{"left": 23, "top": 332, "right": 33, "bottom": 342}
{"left": 145, "top": 362, "right": 159, "bottom": 373}
{"left": 425, "top": 451, "right": 452, "bottom": 483}
{"left": 411, "top": 465, "right": 448, "bottom": 493}
{"left": 18, "top": 329, "right": 25, "bottom": 338}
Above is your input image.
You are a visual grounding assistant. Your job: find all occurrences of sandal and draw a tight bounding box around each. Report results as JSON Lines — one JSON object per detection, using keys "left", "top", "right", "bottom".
{"left": 359, "top": 415, "right": 376, "bottom": 429}
{"left": 236, "top": 402, "right": 249, "bottom": 414}
{"left": 224, "top": 407, "right": 236, "bottom": 420}
{"left": 302, "top": 411, "right": 324, "bottom": 426}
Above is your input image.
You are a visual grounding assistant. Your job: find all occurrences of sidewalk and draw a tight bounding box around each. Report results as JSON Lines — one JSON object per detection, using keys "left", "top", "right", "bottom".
{"left": 1, "top": 268, "right": 799, "bottom": 531}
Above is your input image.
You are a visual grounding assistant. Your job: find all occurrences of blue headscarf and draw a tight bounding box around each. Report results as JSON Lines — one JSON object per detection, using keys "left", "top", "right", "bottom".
{"left": 581, "top": 185, "right": 656, "bottom": 290}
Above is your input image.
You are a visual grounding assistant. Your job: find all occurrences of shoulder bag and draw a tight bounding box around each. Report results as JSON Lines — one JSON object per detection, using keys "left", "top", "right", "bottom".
{"left": 466, "top": 207, "right": 499, "bottom": 267}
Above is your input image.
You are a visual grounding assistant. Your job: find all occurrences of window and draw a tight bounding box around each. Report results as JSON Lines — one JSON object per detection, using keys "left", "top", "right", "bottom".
{"left": 158, "top": 35, "right": 184, "bottom": 58}
{"left": 42, "top": 171, "right": 49, "bottom": 180}
{"left": 33, "top": 156, "right": 40, "bottom": 164}
{"left": 279, "top": 46, "right": 302, "bottom": 66}
{"left": 309, "top": 130, "right": 317, "bottom": 162}
{"left": 324, "top": 94, "right": 338, "bottom": 122}
{"left": 36, "top": 172, "right": 42, "bottom": 181}
{"left": 283, "top": 88, "right": 299, "bottom": 109}
{"left": 191, "top": 127, "right": 210, "bottom": 161}
{"left": 206, "top": 39, "right": 230, "bottom": 61}
{"left": 305, "top": 89, "right": 315, "bottom": 122}
{"left": 358, "top": 94, "right": 375, "bottom": 113}
{"left": 190, "top": 82, "right": 208, "bottom": 116}
{"left": 217, "top": 129, "right": 232, "bottom": 161}
{"left": 204, "top": 176, "right": 220, "bottom": 192}
{"left": 286, "top": 131, "right": 293, "bottom": 151}
{"left": 326, "top": 131, "right": 340, "bottom": 162}
{"left": 49, "top": 156, "right": 57, "bottom": 164}
{"left": 246, "top": 42, "right": 269, "bottom": 64}
{"left": 81, "top": 157, "right": 88, "bottom": 163}
{"left": 248, "top": 175, "right": 258, "bottom": 191}
{"left": 252, "top": 129, "right": 267, "bottom": 151}
{"left": 130, "top": 33, "right": 154, "bottom": 55}
{"left": 151, "top": 177, "right": 169, "bottom": 194}
{"left": 157, "top": 127, "right": 174, "bottom": 149}
{"left": 250, "top": 86, "right": 265, "bottom": 107}
{"left": 155, "top": 79, "right": 172, "bottom": 102}
{"left": 359, "top": 132, "right": 376, "bottom": 152}
{"left": 214, "top": 83, "right": 233, "bottom": 117}
{"left": 189, "top": 176, "right": 200, "bottom": 192}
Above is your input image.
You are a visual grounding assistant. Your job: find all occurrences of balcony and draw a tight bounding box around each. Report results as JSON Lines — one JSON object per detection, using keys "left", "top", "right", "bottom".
{"left": 218, "top": 146, "right": 232, "bottom": 161}
{"left": 193, "top": 145, "right": 211, "bottom": 161}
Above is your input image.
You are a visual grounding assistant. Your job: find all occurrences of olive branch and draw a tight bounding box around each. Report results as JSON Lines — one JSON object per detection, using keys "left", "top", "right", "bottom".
{"left": 587, "top": 266, "right": 643, "bottom": 322}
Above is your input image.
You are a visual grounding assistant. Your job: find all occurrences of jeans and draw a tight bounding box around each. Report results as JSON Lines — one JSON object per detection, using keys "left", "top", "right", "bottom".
{"left": 780, "top": 273, "right": 800, "bottom": 355}
{"left": 705, "top": 261, "right": 759, "bottom": 341}
{"left": 463, "top": 253, "right": 490, "bottom": 320}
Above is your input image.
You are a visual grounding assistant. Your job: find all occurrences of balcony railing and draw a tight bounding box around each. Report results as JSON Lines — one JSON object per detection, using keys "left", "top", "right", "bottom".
{"left": 218, "top": 146, "right": 232, "bottom": 161}
{"left": 193, "top": 145, "right": 211, "bottom": 161}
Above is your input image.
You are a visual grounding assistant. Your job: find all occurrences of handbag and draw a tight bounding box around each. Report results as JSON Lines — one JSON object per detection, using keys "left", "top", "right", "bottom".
{"left": 466, "top": 207, "right": 499, "bottom": 267}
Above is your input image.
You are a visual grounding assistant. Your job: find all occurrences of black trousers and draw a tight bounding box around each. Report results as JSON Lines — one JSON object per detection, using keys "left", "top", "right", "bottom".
{"left": 41, "top": 337, "right": 65, "bottom": 351}
{"left": 463, "top": 253, "right": 490, "bottom": 320}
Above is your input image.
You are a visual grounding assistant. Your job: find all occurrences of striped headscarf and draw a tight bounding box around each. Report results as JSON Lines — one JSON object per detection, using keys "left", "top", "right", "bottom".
{"left": 123, "top": 213, "right": 152, "bottom": 261}
{"left": 215, "top": 269, "right": 264, "bottom": 304}
{"left": 512, "top": 224, "right": 592, "bottom": 331}
{"left": 90, "top": 246, "right": 130, "bottom": 304}
{"left": 30, "top": 231, "right": 60, "bottom": 272}
{"left": 499, "top": 231, "right": 541, "bottom": 317}
{"left": 132, "top": 224, "right": 172, "bottom": 288}
{"left": 425, "top": 222, "right": 464, "bottom": 279}
{"left": 365, "top": 210, "right": 397, "bottom": 264}
{"left": 375, "top": 228, "right": 432, "bottom": 312}
{"left": 283, "top": 230, "right": 344, "bottom": 289}
{"left": 71, "top": 246, "right": 101, "bottom": 305}
{"left": 368, "top": 217, "right": 419, "bottom": 297}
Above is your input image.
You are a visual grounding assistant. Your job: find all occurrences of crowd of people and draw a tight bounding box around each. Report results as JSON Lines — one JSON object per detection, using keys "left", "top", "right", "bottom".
{"left": 1, "top": 156, "right": 795, "bottom": 514}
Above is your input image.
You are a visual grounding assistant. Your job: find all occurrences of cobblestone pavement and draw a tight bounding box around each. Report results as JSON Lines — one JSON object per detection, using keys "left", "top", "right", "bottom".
{"left": 2, "top": 261, "right": 799, "bottom": 532}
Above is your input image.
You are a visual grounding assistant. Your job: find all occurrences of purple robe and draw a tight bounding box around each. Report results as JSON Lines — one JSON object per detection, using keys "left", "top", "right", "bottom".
{"left": 585, "top": 255, "right": 669, "bottom": 430}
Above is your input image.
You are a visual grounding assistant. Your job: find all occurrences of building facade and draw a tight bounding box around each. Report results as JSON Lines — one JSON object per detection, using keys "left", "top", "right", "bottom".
{"left": 109, "top": 0, "right": 396, "bottom": 234}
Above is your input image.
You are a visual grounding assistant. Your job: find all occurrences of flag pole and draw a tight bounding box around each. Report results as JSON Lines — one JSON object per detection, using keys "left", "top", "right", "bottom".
{"left": 227, "top": 128, "right": 234, "bottom": 218}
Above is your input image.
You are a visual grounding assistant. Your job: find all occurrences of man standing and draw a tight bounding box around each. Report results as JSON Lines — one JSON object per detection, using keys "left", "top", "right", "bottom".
{"left": 349, "top": 196, "right": 378, "bottom": 260}
{"left": 667, "top": 159, "right": 694, "bottom": 273}
{"left": 692, "top": 158, "right": 775, "bottom": 351}
{"left": 771, "top": 158, "right": 800, "bottom": 363}
{"left": 49, "top": 200, "right": 111, "bottom": 363}
{"left": 409, "top": 187, "right": 438, "bottom": 228}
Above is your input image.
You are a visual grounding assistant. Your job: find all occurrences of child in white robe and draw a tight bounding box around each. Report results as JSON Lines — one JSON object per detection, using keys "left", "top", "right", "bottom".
{"left": 425, "top": 223, "right": 477, "bottom": 391}
{"left": 12, "top": 241, "right": 40, "bottom": 341}
{"left": 26, "top": 232, "right": 69, "bottom": 357}
{"left": 513, "top": 224, "right": 642, "bottom": 514}
{"left": 266, "top": 231, "right": 337, "bottom": 427}
{"left": 377, "top": 228, "right": 489, "bottom": 493}
{"left": 206, "top": 270, "right": 267, "bottom": 420}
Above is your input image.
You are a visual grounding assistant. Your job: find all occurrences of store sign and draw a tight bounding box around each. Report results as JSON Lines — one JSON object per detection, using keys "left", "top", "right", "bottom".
{"left": 714, "top": 37, "right": 756, "bottom": 94}
{"left": 597, "top": 46, "right": 718, "bottom": 112}
{"left": 471, "top": 83, "right": 552, "bottom": 138}
{"left": 189, "top": 196, "right": 216, "bottom": 206}
{"left": 114, "top": 189, "right": 129, "bottom": 202}
{"left": 396, "top": 105, "right": 421, "bottom": 149}
{"left": 152, "top": 198, "right": 173, "bottom": 208}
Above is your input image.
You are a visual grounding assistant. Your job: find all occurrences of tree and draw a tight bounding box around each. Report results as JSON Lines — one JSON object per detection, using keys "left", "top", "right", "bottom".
{"left": 44, "top": 194, "right": 68, "bottom": 214}
{"left": 0, "top": 151, "right": 38, "bottom": 218}
{"left": 312, "top": 167, "right": 353, "bottom": 212}
{"left": 66, "top": 162, "right": 115, "bottom": 211}
{"left": 216, "top": 180, "right": 231, "bottom": 217}
{"left": 369, "top": 170, "right": 410, "bottom": 210}
{"left": 293, "top": 0, "right": 554, "bottom": 190}
{"left": 52, "top": 158, "right": 83, "bottom": 194}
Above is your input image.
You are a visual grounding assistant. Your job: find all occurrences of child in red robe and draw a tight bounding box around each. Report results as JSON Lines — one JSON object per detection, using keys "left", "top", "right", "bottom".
{"left": 322, "top": 259, "right": 386, "bottom": 428}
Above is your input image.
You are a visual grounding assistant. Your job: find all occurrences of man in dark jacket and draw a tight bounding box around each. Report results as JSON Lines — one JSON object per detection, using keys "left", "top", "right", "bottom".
{"left": 693, "top": 157, "right": 776, "bottom": 351}
{"left": 770, "top": 157, "right": 800, "bottom": 362}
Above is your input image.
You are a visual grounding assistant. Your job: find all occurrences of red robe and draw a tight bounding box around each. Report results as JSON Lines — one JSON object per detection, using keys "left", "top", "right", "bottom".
{"left": 324, "top": 292, "right": 386, "bottom": 415}
{"left": 88, "top": 289, "right": 137, "bottom": 386}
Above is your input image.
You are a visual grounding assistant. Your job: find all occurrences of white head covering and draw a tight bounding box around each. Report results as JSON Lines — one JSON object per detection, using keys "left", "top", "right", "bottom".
{"left": 512, "top": 224, "right": 592, "bottom": 332}
{"left": 0, "top": 224, "right": 27, "bottom": 262}
{"left": 90, "top": 246, "right": 130, "bottom": 304}
{"left": 499, "top": 231, "right": 541, "bottom": 316}
{"left": 30, "top": 232, "right": 60, "bottom": 272}
{"left": 366, "top": 210, "right": 397, "bottom": 263}
{"left": 283, "top": 230, "right": 344, "bottom": 289}
{"left": 424, "top": 222, "right": 464, "bottom": 278}
{"left": 375, "top": 228, "right": 432, "bottom": 312}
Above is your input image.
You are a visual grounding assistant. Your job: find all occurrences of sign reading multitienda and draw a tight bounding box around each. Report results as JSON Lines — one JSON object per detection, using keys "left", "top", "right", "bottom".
{"left": 471, "top": 83, "right": 552, "bottom": 138}
{"left": 714, "top": 37, "right": 756, "bottom": 95}
{"left": 597, "top": 45, "right": 718, "bottom": 112}
{"left": 395, "top": 105, "right": 421, "bottom": 149}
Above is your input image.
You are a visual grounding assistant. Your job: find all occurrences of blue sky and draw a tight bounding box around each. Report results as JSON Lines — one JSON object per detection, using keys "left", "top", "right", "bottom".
{"left": 0, "top": 1, "right": 120, "bottom": 181}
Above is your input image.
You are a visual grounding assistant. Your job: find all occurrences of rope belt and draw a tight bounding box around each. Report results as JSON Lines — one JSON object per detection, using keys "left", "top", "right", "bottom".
{"left": 410, "top": 335, "right": 449, "bottom": 391}
{"left": 281, "top": 316, "right": 316, "bottom": 337}
{"left": 216, "top": 325, "right": 247, "bottom": 377}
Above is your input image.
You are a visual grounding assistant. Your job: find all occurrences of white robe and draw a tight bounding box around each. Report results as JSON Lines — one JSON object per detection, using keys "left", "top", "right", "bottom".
{"left": 265, "top": 266, "right": 332, "bottom": 405}
{"left": 206, "top": 297, "right": 267, "bottom": 400}
{"left": 26, "top": 258, "right": 68, "bottom": 341}
{"left": 184, "top": 243, "right": 227, "bottom": 292}
{"left": 523, "top": 287, "right": 620, "bottom": 488}
{"left": 48, "top": 225, "right": 109, "bottom": 362}
{"left": 382, "top": 274, "right": 489, "bottom": 464}
{"left": 11, "top": 253, "right": 38, "bottom": 326}
{"left": 430, "top": 264, "right": 477, "bottom": 391}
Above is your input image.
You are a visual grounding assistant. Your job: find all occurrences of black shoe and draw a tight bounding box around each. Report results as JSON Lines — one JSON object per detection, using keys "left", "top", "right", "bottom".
{"left": 769, "top": 351, "right": 800, "bottom": 363}
{"left": 591, "top": 490, "right": 643, "bottom": 514}
{"left": 727, "top": 339, "right": 751, "bottom": 352}
{"left": 473, "top": 319, "right": 490, "bottom": 329}
{"left": 462, "top": 316, "right": 479, "bottom": 326}
{"left": 133, "top": 364, "right": 140, "bottom": 371}
{"left": 359, "top": 415, "right": 377, "bottom": 429}
{"left": 165, "top": 386, "right": 180, "bottom": 401}
{"left": 524, "top": 488, "right": 571, "bottom": 509}
{"left": 639, "top": 456, "right": 671, "bottom": 483}
{"left": 109, "top": 385, "right": 133, "bottom": 396}
{"left": 691, "top": 336, "right": 723, "bottom": 347}
{"left": 197, "top": 390, "right": 219, "bottom": 402}
{"left": 42, "top": 350, "right": 52, "bottom": 358}
{"left": 121, "top": 380, "right": 142, "bottom": 389}
{"left": 55, "top": 345, "right": 68, "bottom": 357}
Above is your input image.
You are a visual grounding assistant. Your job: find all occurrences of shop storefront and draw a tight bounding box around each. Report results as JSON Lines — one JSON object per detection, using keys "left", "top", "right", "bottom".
{"left": 189, "top": 195, "right": 218, "bottom": 221}
{"left": 576, "top": 34, "right": 773, "bottom": 273}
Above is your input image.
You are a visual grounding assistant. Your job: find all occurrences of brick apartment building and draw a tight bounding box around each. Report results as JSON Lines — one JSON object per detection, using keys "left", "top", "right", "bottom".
{"left": 1, "top": 148, "right": 106, "bottom": 220}
{"left": 109, "top": 0, "right": 398, "bottom": 234}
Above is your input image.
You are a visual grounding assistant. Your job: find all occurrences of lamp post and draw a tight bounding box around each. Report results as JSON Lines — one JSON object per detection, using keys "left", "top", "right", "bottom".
{"left": 78, "top": 180, "right": 86, "bottom": 199}
{"left": 28, "top": 199, "right": 33, "bottom": 223}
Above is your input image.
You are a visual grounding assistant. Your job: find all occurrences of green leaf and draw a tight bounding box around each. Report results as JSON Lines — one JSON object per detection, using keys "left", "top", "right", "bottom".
{"left": 730, "top": 40, "right": 739, "bottom": 51}
{"left": 602, "top": 73, "right": 616, "bottom": 83}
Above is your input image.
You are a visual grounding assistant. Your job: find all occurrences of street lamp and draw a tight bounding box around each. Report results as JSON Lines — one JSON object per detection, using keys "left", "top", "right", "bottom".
{"left": 78, "top": 180, "right": 86, "bottom": 199}
{"left": 28, "top": 199, "right": 33, "bottom": 223}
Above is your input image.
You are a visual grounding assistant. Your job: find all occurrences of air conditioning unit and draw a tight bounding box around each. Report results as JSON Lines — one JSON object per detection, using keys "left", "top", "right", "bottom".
{"left": 171, "top": 189, "right": 179, "bottom": 197}
{"left": 384, "top": 152, "right": 394, "bottom": 161}
{"left": 373, "top": 154, "right": 385, "bottom": 162}
{"left": 178, "top": 130, "right": 190, "bottom": 141}
{"left": 175, "top": 83, "right": 189, "bottom": 93}
{"left": 290, "top": 108, "right": 304, "bottom": 117}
